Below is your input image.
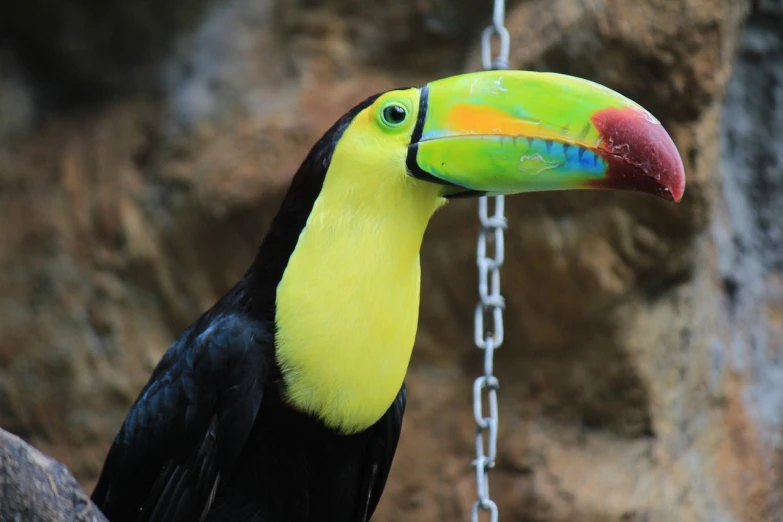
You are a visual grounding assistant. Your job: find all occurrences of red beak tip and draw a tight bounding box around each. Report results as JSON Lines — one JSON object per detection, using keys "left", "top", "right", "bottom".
{"left": 666, "top": 143, "right": 686, "bottom": 203}
{"left": 592, "top": 106, "right": 687, "bottom": 203}
{"left": 668, "top": 162, "right": 686, "bottom": 203}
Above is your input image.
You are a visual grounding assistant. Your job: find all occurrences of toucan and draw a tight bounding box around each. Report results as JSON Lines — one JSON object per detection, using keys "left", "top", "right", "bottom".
{"left": 90, "top": 70, "right": 685, "bottom": 522}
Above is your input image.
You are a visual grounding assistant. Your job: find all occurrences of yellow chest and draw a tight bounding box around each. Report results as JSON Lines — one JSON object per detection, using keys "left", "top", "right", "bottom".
{"left": 274, "top": 174, "right": 441, "bottom": 434}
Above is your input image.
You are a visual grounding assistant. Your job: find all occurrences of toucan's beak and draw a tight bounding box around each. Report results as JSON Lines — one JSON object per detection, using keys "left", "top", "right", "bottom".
{"left": 408, "top": 71, "right": 685, "bottom": 202}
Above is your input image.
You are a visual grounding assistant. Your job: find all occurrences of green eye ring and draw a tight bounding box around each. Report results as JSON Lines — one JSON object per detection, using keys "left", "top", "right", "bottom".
{"left": 380, "top": 103, "right": 408, "bottom": 127}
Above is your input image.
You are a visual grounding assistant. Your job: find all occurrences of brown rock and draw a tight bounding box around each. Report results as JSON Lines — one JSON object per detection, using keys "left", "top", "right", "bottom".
{"left": 0, "top": 427, "right": 109, "bottom": 522}
{"left": 1, "top": 0, "right": 781, "bottom": 521}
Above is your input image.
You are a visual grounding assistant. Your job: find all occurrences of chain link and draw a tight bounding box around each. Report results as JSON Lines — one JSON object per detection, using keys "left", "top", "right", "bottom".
{"left": 471, "top": 1, "right": 509, "bottom": 517}
{"left": 481, "top": 0, "right": 510, "bottom": 71}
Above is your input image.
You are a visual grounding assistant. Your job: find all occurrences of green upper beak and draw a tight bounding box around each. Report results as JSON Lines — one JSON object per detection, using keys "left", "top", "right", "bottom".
{"left": 407, "top": 71, "right": 686, "bottom": 202}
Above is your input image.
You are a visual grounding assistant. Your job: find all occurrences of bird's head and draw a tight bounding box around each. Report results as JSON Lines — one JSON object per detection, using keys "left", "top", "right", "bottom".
{"left": 270, "top": 70, "right": 686, "bottom": 434}
{"left": 320, "top": 70, "right": 684, "bottom": 210}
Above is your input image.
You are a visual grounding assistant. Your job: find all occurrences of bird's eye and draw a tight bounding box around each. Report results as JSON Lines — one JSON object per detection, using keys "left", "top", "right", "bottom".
{"left": 381, "top": 104, "right": 407, "bottom": 126}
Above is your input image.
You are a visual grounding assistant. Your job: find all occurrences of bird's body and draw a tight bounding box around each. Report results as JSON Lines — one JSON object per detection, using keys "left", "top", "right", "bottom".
{"left": 92, "top": 95, "right": 408, "bottom": 522}
{"left": 91, "top": 71, "right": 686, "bottom": 522}
{"left": 92, "top": 307, "right": 404, "bottom": 522}
{"left": 202, "top": 379, "right": 404, "bottom": 522}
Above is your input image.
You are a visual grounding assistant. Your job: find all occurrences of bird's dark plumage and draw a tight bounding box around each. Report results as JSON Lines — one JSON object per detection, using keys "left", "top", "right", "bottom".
{"left": 91, "top": 92, "right": 406, "bottom": 522}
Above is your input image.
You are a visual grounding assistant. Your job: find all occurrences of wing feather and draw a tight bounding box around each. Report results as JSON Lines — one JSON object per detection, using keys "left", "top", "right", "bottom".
{"left": 91, "top": 314, "right": 271, "bottom": 522}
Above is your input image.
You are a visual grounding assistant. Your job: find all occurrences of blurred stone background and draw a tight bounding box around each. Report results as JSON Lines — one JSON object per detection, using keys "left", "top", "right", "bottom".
{"left": 0, "top": 0, "right": 781, "bottom": 520}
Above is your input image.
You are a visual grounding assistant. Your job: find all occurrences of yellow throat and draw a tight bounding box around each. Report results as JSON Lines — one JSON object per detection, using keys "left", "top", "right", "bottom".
{"left": 274, "top": 91, "right": 445, "bottom": 434}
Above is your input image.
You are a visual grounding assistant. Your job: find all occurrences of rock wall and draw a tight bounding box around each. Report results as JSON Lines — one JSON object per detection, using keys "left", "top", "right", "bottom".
{"left": 0, "top": 0, "right": 780, "bottom": 520}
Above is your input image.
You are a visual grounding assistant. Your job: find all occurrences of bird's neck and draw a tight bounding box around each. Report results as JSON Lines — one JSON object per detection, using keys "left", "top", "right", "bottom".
{"left": 273, "top": 176, "right": 443, "bottom": 434}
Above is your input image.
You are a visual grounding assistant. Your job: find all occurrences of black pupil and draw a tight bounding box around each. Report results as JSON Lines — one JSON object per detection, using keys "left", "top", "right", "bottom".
{"left": 384, "top": 105, "right": 406, "bottom": 124}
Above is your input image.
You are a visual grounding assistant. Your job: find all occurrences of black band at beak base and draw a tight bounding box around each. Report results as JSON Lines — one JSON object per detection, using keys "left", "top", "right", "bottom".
{"left": 405, "top": 85, "right": 470, "bottom": 191}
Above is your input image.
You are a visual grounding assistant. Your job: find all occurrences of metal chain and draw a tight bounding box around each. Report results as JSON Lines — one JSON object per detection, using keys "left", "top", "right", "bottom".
{"left": 481, "top": 0, "right": 510, "bottom": 70}
{"left": 471, "top": 1, "right": 509, "bottom": 522}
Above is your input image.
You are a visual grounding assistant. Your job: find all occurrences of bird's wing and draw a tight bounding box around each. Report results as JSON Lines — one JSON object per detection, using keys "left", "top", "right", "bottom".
{"left": 91, "top": 313, "right": 270, "bottom": 522}
{"left": 358, "top": 384, "right": 407, "bottom": 521}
